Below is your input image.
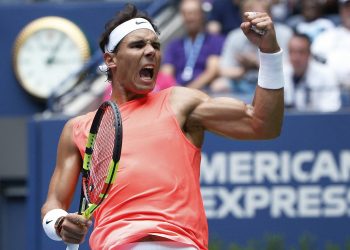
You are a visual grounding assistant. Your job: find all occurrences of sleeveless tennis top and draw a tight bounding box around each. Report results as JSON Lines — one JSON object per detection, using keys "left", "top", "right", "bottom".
{"left": 72, "top": 87, "right": 208, "bottom": 250}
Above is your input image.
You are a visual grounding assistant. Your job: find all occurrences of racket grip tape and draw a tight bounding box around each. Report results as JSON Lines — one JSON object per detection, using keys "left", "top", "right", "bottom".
{"left": 66, "top": 243, "right": 79, "bottom": 250}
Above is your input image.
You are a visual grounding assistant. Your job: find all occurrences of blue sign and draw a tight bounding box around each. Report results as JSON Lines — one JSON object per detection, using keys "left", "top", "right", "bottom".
{"left": 200, "top": 113, "right": 350, "bottom": 249}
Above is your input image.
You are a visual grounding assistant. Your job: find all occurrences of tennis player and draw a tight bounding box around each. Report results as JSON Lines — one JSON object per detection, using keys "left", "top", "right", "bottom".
{"left": 41, "top": 3, "right": 284, "bottom": 250}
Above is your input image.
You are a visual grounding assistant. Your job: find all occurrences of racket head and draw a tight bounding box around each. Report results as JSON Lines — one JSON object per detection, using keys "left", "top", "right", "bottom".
{"left": 78, "top": 101, "right": 123, "bottom": 218}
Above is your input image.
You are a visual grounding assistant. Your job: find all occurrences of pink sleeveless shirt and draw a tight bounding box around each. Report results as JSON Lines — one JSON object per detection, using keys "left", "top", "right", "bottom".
{"left": 72, "top": 88, "right": 208, "bottom": 250}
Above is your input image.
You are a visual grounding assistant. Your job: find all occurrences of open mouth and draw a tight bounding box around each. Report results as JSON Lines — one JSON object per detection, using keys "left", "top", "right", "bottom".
{"left": 139, "top": 66, "right": 154, "bottom": 80}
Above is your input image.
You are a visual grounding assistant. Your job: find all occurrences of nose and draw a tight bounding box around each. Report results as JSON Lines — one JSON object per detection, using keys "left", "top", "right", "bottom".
{"left": 144, "top": 42, "right": 156, "bottom": 58}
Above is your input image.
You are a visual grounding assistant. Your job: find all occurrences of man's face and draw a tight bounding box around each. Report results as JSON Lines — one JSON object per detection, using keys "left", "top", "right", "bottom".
{"left": 180, "top": 1, "right": 204, "bottom": 34}
{"left": 301, "top": 0, "right": 323, "bottom": 21}
{"left": 288, "top": 36, "right": 310, "bottom": 76}
{"left": 112, "top": 29, "right": 161, "bottom": 95}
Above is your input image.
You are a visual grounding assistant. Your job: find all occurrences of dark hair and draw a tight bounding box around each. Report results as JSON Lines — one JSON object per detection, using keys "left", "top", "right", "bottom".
{"left": 292, "top": 31, "right": 312, "bottom": 47}
{"left": 99, "top": 4, "right": 160, "bottom": 81}
{"left": 99, "top": 3, "right": 160, "bottom": 54}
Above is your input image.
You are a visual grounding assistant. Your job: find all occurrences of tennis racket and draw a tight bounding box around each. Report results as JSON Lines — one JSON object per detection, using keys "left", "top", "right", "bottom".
{"left": 66, "top": 100, "right": 123, "bottom": 250}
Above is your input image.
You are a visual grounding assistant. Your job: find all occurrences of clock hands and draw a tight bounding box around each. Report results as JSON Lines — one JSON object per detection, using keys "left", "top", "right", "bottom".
{"left": 46, "top": 32, "right": 66, "bottom": 65}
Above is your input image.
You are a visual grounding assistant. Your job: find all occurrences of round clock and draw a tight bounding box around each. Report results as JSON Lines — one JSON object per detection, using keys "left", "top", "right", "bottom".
{"left": 13, "top": 16, "right": 91, "bottom": 100}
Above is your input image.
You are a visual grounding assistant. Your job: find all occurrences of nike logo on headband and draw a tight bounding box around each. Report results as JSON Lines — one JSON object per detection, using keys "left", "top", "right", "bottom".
{"left": 46, "top": 220, "right": 53, "bottom": 224}
{"left": 135, "top": 21, "right": 147, "bottom": 25}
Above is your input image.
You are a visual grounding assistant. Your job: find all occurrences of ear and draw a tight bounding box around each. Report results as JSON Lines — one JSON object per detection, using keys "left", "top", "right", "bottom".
{"left": 103, "top": 52, "right": 117, "bottom": 69}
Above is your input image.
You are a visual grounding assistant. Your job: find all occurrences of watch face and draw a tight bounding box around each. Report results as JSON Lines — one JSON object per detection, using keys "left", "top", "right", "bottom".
{"left": 13, "top": 17, "right": 90, "bottom": 99}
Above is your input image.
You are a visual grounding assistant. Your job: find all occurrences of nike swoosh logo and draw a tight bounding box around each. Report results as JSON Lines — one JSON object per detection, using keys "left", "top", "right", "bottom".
{"left": 46, "top": 220, "right": 53, "bottom": 224}
{"left": 135, "top": 21, "right": 146, "bottom": 25}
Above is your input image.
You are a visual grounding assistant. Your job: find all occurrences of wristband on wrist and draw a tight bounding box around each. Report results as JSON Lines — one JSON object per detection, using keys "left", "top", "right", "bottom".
{"left": 258, "top": 49, "right": 284, "bottom": 89}
{"left": 42, "top": 208, "right": 68, "bottom": 241}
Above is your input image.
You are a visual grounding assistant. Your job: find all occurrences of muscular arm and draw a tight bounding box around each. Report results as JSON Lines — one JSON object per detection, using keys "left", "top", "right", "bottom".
{"left": 41, "top": 118, "right": 82, "bottom": 219}
{"left": 41, "top": 118, "right": 91, "bottom": 244}
{"left": 172, "top": 86, "right": 283, "bottom": 147}
{"left": 172, "top": 12, "right": 284, "bottom": 147}
{"left": 196, "top": 87, "right": 283, "bottom": 139}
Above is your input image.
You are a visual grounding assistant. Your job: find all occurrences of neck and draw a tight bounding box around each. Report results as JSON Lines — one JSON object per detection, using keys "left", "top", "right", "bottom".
{"left": 110, "top": 82, "right": 150, "bottom": 105}
{"left": 188, "top": 29, "right": 203, "bottom": 41}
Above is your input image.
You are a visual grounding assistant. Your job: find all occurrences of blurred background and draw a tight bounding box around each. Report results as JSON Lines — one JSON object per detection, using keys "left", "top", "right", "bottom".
{"left": 1, "top": 0, "right": 350, "bottom": 249}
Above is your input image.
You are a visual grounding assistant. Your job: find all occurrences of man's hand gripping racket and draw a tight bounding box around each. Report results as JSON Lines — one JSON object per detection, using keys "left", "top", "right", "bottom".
{"left": 66, "top": 101, "right": 123, "bottom": 250}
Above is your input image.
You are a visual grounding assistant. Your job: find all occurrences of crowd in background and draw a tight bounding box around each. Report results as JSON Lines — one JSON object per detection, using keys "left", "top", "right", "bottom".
{"left": 155, "top": 0, "right": 350, "bottom": 113}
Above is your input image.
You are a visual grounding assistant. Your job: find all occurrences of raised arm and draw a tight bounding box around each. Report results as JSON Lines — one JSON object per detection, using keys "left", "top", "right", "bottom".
{"left": 41, "top": 118, "right": 91, "bottom": 244}
{"left": 176, "top": 12, "right": 284, "bottom": 145}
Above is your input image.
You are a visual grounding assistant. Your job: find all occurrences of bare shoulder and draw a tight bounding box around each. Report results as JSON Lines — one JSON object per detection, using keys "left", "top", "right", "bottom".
{"left": 168, "top": 87, "right": 211, "bottom": 146}
{"left": 58, "top": 117, "right": 79, "bottom": 149}
{"left": 63, "top": 111, "right": 95, "bottom": 134}
{"left": 58, "top": 112, "right": 93, "bottom": 148}
{"left": 169, "top": 86, "right": 210, "bottom": 116}
{"left": 167, "top": 87, "right": 261, "bottom": 145}
{"left": 169, "top": 86, "right": 247, "bottom": 122}
{"left": 62, "top": 115, "right": 82, "bottom": 134}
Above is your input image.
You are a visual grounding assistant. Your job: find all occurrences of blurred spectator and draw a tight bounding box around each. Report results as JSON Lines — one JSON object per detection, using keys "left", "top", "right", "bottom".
{"left": 269, "top": 0, "right": 292, "bottom": 22}
{"left": 286, "top": 0, "right": 335, "bottom": 42}
{"left": 210, "top": 0, "right": 292, "bottom": 100}
{"left": 206, "top": 0, "right": 242, "bottom": 36}
{"left": 284, "top": 33, "right": 341, "bottom": 112}
{"left": 311, "top": 0, "right": 350, "bottom": 106}
{"left": 160, "top": 0, "right": 224, "bottom": 90}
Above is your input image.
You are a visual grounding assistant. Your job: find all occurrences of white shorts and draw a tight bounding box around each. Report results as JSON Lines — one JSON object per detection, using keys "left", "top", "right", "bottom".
{"left": 117, "top": 241, "right": 198, "bottom": 250}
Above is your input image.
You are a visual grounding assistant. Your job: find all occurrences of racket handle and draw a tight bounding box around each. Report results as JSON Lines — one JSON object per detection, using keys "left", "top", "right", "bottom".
{"left": 66, "top": 243, "right": 79, "bottom": 250}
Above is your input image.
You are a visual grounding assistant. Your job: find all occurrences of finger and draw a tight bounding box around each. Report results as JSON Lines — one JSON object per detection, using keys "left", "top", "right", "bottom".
{"left": 65, "top": 218, "right": 90, "bottom": 234}
{"left": 253, "top": 16, "right": 274, "bottom": 34}
{"left": 244, "top": 12, "right": 270, "bottom": 32}
{"left": 240, "top": 22, "right": 252, "bottom": 33}
{"left": 64, "top": 215, "right": 81, "bottom": 226}
{"left": 65, "top": 214, "right": 91, "bottom": 226}
{"left": 250, "top": 16, "right": 270, "bottom": 26}
{"left": 61, "top": 224, "right": 88, "bottom": 242}
{"left": 61, "top": 217, "right": 90, "bottom": 240}
{"left": 244, "top": 11, "right": 267, "bottom": 21}
{"left": 251, "top": 25, "right": 266, "bottom": 36}
{"left": 241, "top": 22, "right": 265, "bottom": 36}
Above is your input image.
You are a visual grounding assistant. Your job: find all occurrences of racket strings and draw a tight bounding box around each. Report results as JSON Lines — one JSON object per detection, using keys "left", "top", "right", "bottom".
{"left": 88, "top": 107, "right": 116, "bottom": 204}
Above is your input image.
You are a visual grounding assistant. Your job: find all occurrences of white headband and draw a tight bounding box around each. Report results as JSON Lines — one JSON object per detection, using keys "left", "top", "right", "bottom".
{"left": 104, "top": 18, "right": 156, "bottom": 52}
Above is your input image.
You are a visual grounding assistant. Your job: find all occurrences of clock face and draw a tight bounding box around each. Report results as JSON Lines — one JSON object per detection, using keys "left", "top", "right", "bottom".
{"left": 13, "top": 17, "right": 90, "bottom": 99}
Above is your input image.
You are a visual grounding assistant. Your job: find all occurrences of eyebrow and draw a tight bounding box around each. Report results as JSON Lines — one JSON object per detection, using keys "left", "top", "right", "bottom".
{"left": 128, "top": 39, "right": 161, "bottom": 47}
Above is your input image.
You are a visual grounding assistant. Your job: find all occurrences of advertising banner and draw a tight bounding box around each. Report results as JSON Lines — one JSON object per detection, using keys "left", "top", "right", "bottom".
{"left": 201, "top": 113, "right": 350, "bottom": 249}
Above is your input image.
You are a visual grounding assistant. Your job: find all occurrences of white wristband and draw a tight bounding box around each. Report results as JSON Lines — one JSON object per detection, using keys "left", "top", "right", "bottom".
{"left": 42, "top": 208, "right": 68, "bottom": 241}
{"left": 258, "top": 49, "right": 284, "bottom": 89}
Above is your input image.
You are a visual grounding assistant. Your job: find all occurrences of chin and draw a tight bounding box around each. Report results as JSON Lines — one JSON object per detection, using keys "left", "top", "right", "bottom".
{"left": 138, "top": 79, "right": 156, "bottom": 90}
{"left": 134, "top": 84, "right": 155, "bottom": 95}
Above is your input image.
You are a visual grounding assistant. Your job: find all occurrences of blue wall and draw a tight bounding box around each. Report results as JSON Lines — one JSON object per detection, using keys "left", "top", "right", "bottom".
{"left": 27, "top": 113, "right": 350, "bottom": 250}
